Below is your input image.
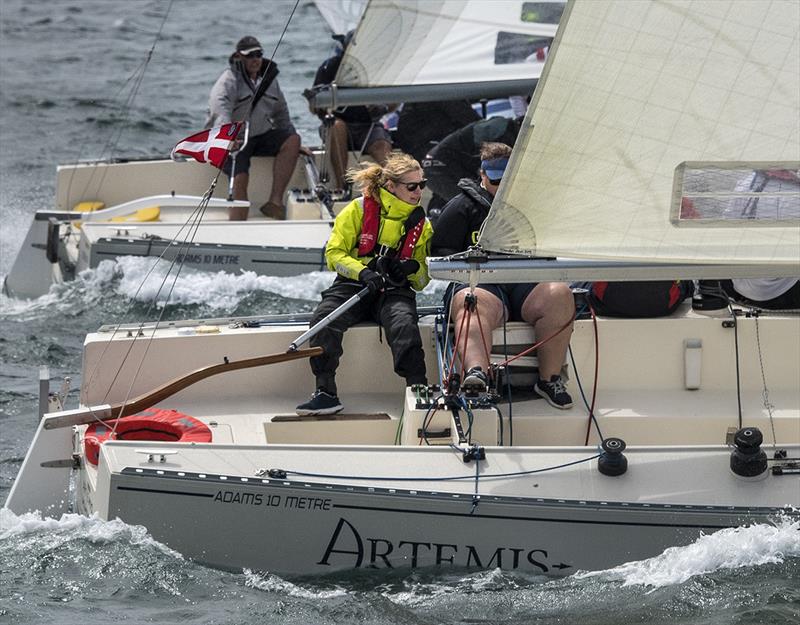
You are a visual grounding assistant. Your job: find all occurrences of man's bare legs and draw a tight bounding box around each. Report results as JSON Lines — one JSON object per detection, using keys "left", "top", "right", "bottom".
{"left": 328, "top": 119, "right": 349, "bottom": 190}
{"left": 229, "top": 173, "right": 250, "bottom": 220}
{"left": 266, "top": 133, "right": 301, "bottom": 216}
{"left": 520, "top": 282, "right": 575, "bottom": 379}
{"left": 365, "top": 138, "right": 392, "bottom": 166}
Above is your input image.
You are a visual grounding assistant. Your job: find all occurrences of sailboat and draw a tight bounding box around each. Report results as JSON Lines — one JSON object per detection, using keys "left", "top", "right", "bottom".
{"left": 3, "top": 0, "right": 561, "bottom": 299}
{"left": 4, "top": 0, "right": 799, "bottom": 577}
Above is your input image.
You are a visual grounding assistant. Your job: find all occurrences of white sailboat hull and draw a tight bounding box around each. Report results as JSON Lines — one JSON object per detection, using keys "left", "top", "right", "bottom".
{"left": 7, "top": 307, "right": 799, "bottom": 576}
{"left": 85, "top": 443, "right": 797, "bottom": 575}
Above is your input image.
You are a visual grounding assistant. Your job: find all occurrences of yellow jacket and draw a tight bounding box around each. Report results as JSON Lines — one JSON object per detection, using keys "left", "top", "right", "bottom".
{"left": 326, "top": 187, "right": 433, "bottom": 291}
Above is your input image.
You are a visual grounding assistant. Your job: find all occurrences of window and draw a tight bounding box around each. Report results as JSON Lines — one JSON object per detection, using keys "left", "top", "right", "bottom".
{"left": 673, "top": 162, "right": 800, "bottom": 226}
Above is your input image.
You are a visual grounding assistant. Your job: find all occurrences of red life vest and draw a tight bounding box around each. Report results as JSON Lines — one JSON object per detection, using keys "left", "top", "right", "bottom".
{"left": 357, "top": 195, "right": 425, "bottom": 260}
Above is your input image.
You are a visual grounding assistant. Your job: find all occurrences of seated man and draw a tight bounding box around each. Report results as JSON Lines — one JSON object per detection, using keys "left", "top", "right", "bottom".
{"left": 310, "top": 32, "right": 393, "bottom": 191}
{"left": 431, "top": 142, "right": 575, "bottom": 408}
{"left": 206, "top": 36, "right": 302, "bottom": 221}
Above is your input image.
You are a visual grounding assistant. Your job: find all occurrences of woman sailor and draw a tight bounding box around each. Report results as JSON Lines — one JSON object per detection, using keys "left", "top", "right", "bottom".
{"left": 296, "top": 154, "right": 433, "bottom": 415}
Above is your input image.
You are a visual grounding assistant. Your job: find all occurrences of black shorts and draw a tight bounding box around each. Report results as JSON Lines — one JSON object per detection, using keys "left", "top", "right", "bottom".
{"left": 443, "top": 282, "right": 537, "bottom": 321}
{"left": 223, "top": 125, "right": 297, "bottom": 176}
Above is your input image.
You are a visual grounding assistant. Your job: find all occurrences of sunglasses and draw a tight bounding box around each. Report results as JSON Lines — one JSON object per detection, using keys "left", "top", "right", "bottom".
{"left": 398, "top": 179, "right": 427, "bottom": 192}
{"left": 241, "top": 50, "right": 263, "bottom": 58}
{"left": 488, "top": 176, "right": 502, "bottom": 186}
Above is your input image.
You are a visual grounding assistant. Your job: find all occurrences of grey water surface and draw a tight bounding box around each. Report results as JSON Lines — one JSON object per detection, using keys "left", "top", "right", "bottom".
{"left": 1, "top": 2, "right": 798, "bottom": 624}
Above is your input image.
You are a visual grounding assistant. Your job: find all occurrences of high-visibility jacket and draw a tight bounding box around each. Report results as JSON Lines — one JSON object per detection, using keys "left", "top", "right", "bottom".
{"left": 326, "top": 187, "right": 433, "bottom": 291}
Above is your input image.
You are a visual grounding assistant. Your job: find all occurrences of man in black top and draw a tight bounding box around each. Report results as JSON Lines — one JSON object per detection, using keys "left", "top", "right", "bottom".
{"left": 430, "top": 142, "right": 575, "bottom": 409}
{"left": 310, "top": 33, "right": 393, "bottom": 190}
{"left": 423, "top": 116, "right": 521, "bottom": 205}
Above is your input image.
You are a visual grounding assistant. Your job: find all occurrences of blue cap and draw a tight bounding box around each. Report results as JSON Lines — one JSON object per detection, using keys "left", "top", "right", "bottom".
{"left": 480, "top": 157, "right": 509, "bottom": 181}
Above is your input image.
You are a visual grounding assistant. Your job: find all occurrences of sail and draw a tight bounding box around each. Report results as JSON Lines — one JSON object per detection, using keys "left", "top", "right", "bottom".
{"left": 480, "top": 0, "right": 800, "bottom": 268}
{"left": 311, "top": 0, "right": 564, "bottom": 106}
{"left": 313, "top": 0, "right": 368, "bottom": 36}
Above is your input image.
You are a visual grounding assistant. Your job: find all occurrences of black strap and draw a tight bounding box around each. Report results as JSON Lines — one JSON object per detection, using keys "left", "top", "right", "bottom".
{"left": 250, "top": 61, "right": 280, "bottom": 112}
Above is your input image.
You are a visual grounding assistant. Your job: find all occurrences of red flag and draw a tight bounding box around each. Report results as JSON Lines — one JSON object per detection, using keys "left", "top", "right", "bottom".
{"left": 170, "top": 122, "right": 244, "bottom": 169}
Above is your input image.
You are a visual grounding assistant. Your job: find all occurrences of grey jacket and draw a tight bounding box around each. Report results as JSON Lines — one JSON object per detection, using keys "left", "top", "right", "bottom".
{"left": 206, "top": 59, "right": 292, "bottom": 136}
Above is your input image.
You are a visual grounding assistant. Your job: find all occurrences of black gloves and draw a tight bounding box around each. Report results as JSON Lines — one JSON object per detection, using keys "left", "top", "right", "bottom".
{"left": 374, "top": 257, "right": 420, "bottom": 287}
{"left": 359, "top": 268, "right": 384, "bottom": 294}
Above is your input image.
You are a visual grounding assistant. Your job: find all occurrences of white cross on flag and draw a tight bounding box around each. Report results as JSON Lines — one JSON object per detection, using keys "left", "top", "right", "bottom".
{"left": 170, "top": 121, "right": 244, "bottom": 170}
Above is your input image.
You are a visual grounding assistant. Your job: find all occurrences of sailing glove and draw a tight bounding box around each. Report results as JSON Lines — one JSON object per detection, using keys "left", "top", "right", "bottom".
{"left": 359, "top": 268, "right": 384, "bottom": 294}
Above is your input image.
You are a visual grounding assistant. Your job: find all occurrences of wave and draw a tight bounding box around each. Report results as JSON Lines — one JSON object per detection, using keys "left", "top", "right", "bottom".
{"left": 575, "top": 514, "right": 800, "bottom": 589}
{"left": 1, "top": 257, "right": 449, "bottom": 319}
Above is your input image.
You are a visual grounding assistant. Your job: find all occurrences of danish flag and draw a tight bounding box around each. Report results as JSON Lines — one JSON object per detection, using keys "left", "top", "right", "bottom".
{"left": 170, "top": 121, "right": 244, "bottom": 169}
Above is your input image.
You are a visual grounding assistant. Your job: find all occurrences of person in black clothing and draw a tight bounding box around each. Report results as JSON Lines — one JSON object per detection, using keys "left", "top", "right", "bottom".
{"left": 393, "top": 99, "right": 480, "bottom": 220}
{"left": 430, "top": 142, "right": 575, "bottom": 409}
{"left": 423, "top": 116, "right": 521, "bottom": 205}
{"left": 310, "top": 32, "right": 393, "bottom": 190}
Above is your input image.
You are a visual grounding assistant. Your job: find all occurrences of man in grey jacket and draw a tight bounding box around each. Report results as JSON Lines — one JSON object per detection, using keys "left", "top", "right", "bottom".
{"left": 207, "top": 36, "right": 301, "bottom": 220}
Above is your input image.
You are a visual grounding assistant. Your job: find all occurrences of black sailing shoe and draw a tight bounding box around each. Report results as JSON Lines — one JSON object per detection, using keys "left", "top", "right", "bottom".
{"left": 296, "top": 389, "right": 343, "bottom": 416}
{"left": 533, "top": 375, "right": 573, "bottom": 409}
{"left": 462, "top": 366, "right": 488, "bottom": 394}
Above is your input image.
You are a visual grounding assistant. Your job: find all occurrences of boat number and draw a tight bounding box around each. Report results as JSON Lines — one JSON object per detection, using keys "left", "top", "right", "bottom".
{"left": 213, "top": 490, "right": 331, "bottom": 511}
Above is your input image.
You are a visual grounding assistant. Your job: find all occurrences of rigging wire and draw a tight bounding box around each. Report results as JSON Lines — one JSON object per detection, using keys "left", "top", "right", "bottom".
{"left": 85, "top": 3, "right": 302, "bottom": 426}
{"left": 66, "top": 0, "right": 175, "bottom": 207}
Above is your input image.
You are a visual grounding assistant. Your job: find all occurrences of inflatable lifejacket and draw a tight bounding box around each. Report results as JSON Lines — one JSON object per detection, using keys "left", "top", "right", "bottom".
{"left": 83, "top": 408, "right": 212, "bottom": 466}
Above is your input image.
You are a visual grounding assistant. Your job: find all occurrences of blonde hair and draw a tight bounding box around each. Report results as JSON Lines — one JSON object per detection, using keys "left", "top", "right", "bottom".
{"left": 347, "top": 153, "right": 421, "bottom": 200}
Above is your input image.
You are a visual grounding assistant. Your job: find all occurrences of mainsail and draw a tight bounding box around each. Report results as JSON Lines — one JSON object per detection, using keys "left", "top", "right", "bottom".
{"left": 309, "top": 0, "right": 564, "bottom": 107}
{"left": 479, "top": 0, "right": 800, "bottom": 271}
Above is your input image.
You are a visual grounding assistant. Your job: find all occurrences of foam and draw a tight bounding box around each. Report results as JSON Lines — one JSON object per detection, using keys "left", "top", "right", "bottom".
{"left": 576, "top": 515, "right": 800, "bottom": 588}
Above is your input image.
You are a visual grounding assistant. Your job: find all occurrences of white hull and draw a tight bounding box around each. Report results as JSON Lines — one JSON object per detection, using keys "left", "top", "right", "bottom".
{"left": 7, "top": 305, "right": 800, "bottom": 576}
{"left": 4, "top": 156, "right": 344, "bottom": 298}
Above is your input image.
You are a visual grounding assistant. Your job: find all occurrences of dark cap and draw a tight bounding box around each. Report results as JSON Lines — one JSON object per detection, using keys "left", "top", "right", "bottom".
{"left": 236, "top": 36, "right": 262, "bottom": 56}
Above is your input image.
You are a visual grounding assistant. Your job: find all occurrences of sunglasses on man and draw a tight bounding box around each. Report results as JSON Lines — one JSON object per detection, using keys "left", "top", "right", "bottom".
{"left": 400, "top": 179, "right": 427, "bottom": 192}
{"left": 240, "top": 50, "right": 263, "bottom": 58}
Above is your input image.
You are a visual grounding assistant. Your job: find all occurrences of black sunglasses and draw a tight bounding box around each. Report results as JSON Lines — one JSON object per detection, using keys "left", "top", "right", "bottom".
{"left": 399, "top": 179, "right": 427, "bottom": 192}
{"left": 488, "top": 176, "right": 502, "bottom": 186}
{"left": 241, "top": 50, "right": 263, "bottom": 58}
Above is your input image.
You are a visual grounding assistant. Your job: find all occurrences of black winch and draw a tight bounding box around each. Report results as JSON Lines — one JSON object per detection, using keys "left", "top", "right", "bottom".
{"left": 598, "top": 437, "right": 628, "bottom": 476}
{"left": 730, "top": 427, "right": 768, "bottom": 477}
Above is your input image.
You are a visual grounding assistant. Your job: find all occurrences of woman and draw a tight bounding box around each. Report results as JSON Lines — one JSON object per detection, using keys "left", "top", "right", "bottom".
{"left": 296, "top": 153, "right": 434, "bottom": 415}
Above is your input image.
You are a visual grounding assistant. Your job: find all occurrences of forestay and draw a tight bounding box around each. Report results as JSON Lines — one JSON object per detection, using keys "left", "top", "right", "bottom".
{"left": 480, "top": 0, "right": 800, "bottom": 272}
{"left": 312, "top": 0, "right": 564, "bottom": 106}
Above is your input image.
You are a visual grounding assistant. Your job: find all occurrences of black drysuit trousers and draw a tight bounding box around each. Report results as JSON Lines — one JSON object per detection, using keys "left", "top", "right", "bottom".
{"left": 308, "top": 279, "right": 427, "bottom": 395}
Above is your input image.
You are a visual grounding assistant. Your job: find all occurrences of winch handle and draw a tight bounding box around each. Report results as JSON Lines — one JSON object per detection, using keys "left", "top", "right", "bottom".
{"left": 288, "top": 286, "right": 371, "bottom": 352}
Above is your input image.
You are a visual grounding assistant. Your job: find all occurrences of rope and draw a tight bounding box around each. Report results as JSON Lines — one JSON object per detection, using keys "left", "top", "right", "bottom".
{"left": 66, "top": 0, "right": 175, "bottom": 207}
{"left": 754, "top": 315, "right": 778, "bottom": 450}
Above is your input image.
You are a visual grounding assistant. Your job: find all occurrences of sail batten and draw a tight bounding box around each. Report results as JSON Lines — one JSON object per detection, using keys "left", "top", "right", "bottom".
{"left": 480, "top": 0, "right": 800, "bottom": 267}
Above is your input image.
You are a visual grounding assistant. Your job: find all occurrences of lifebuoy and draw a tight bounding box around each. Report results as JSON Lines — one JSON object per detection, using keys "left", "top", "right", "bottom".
{"left": 83, "top": 408, "right": 212, "bottom": 466}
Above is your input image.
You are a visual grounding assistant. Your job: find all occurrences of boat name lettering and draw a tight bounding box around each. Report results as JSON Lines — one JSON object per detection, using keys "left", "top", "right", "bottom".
{"left": 175, "top": 253, "right": 241, "bottom": 266}
{"left": 214, "top": 490, "right": 266, "bottom": 506}
{"left": 284, "top": 495, "right": 332, "bottom": 511}
{"left": 317, "top": 517, "right": 551, "bottom": 572}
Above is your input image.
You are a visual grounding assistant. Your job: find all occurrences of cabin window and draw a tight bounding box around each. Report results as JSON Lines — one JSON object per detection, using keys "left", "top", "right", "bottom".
{"left": 672, "top": 163, "right": 800, "bottom": 226}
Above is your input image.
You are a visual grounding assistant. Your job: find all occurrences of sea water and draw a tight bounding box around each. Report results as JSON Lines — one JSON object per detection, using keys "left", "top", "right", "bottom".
{"left": 1, "top": 1, "right": 798, "bottom": 623}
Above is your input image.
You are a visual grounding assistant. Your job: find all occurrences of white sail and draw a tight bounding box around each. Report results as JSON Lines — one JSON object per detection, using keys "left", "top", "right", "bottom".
{"left": 480, "top": 0, "right": 800, "bottom": 269}
{"left": 313, "top": 0, "right": 368, "bottom": 35}
{"left": 312, "top": 0, "right": 564, "bottom": 105}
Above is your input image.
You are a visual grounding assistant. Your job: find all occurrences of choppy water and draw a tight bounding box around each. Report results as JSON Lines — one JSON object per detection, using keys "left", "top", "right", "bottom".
{"left": 1, "top": 1, "right": 799, "bottom": 624}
